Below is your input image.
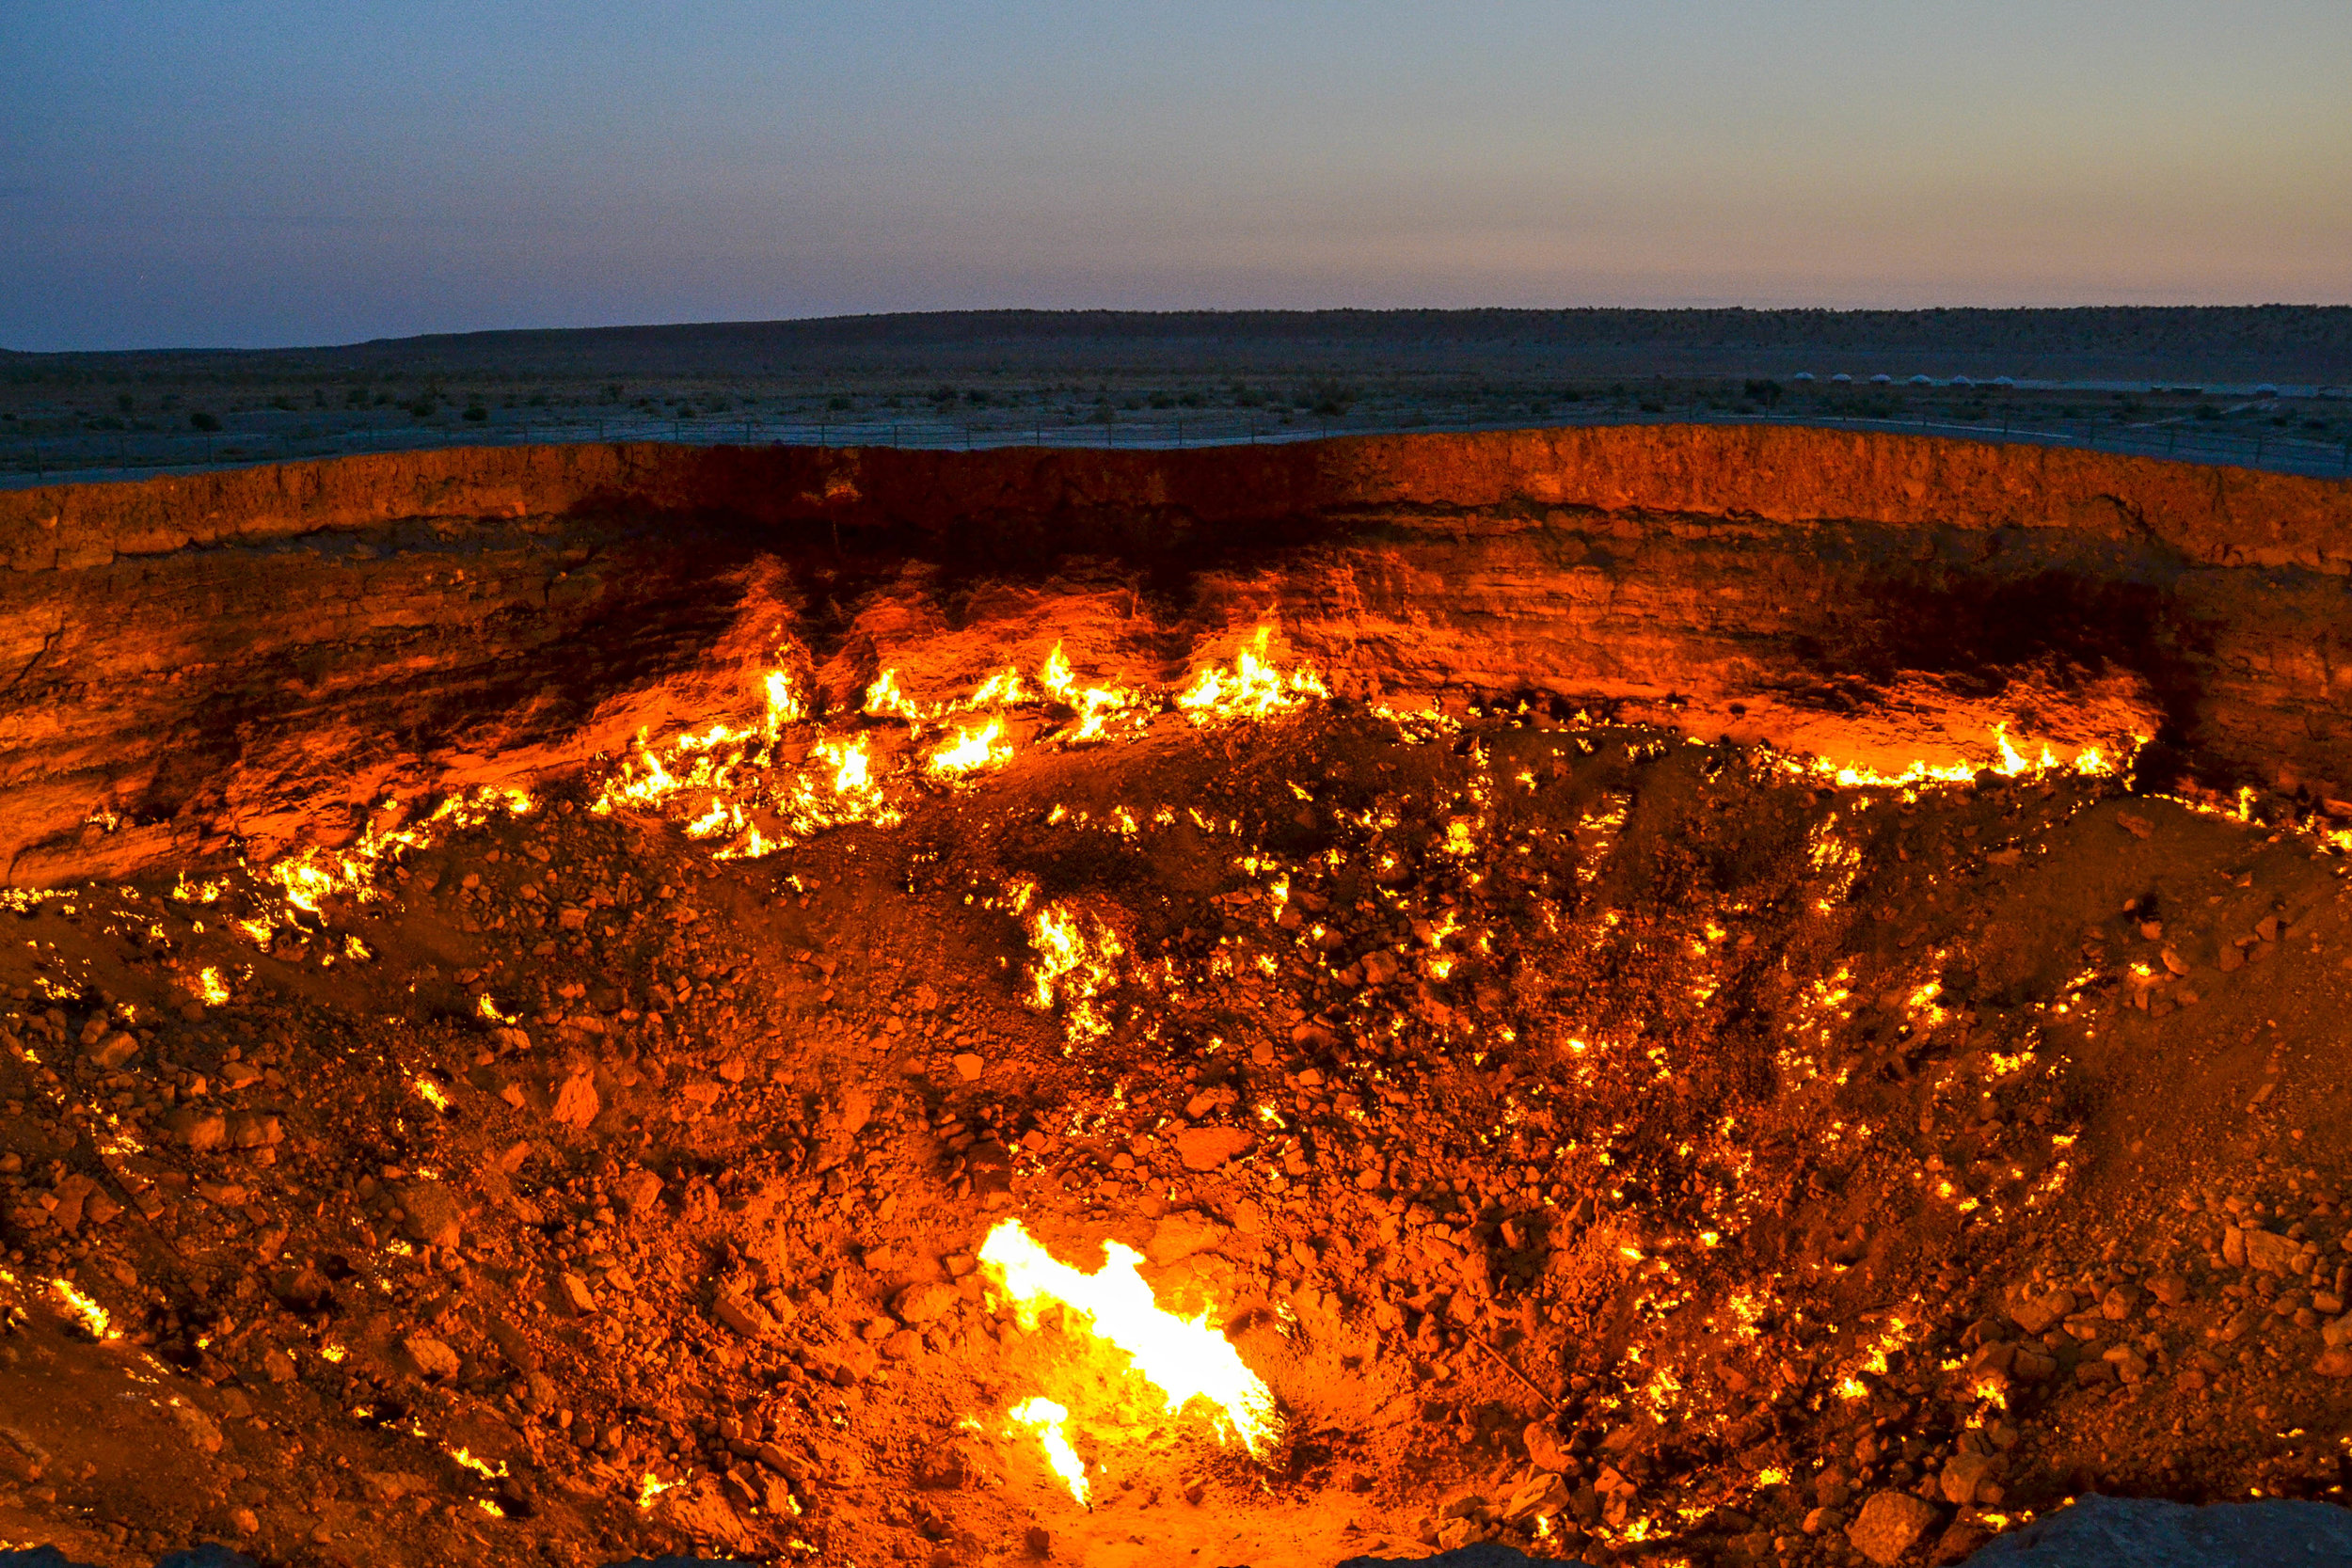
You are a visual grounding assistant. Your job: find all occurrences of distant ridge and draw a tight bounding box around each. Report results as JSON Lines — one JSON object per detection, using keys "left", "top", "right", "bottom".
{"left": 10, "top": 306, "right": 2351, "bottom": 384}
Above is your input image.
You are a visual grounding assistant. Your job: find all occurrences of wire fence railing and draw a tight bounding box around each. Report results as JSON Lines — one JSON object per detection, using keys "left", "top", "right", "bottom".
{"left": 5, "top": 402, "right": 2348, "bottom": 490}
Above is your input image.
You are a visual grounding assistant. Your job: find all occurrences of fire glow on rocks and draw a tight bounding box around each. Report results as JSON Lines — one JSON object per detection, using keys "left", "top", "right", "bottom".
{"left": 10, "top": 599, "right": 2352, "bottom": 1562}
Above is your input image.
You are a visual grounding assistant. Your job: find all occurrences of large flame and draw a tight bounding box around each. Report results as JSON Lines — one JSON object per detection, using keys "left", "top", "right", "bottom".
{"left": 978, "top": 1219, "right": 1279, "bottom": 1461}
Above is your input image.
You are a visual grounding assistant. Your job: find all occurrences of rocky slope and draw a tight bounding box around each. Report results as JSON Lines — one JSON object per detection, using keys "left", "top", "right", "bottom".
{"left": 2, "top": 427, "right": 2348, "bottom": 886}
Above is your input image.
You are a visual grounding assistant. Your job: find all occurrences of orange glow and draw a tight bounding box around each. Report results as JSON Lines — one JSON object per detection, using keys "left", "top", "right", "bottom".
{"left": 979, "top": 1218, "right": 1279, "bottom": 1458}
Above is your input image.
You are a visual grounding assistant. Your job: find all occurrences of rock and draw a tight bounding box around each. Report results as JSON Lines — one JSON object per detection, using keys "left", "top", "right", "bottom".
{"left": 224, "top": 1110, "right": 282, "bottom": 1148}
{"left": 1804, "top": 1507, "right": 1846, "bottom": 1536}
{"left": 892, "top": 1283, "right": 959, "bottom": 1323}
{"left": 166, "top": 1107, "right": 229, "bottom": 1152}
{"left": 1175, "top": 1125, "right": 1254, "bottom": 1171}
{"left": 2223, "top": 1225, "right": 2247, "bottom": 1267}
{"left": 2147, "top": 1273, "right": 2190, "bottom": 1307}
{"left": 614, "top": 1168, "right": 663, "bottom": 1218}
{"left": 401, "top": 1333, "right": 460, "bottom": 1379}
{"left": 87, "top": 1031, "right": 140, "bottom": 1069}
{"left": 226, "top": 1504, "right": 261, "bottom": 1535}
{"left": 713, "top": 1292, "right": 777, "bottom": 1339}
{"left": 262, "top": 1348, "right": 297, "bottom": 1383}
{"left": 550, "top": 1068, "right": 599, "bottom": 1129}
{"left": 1847, "top": 1490, "right": 1939, "bottom": 1564}
{"left": 1940, "top": 1450, "right": 1998, "bottom": 1505}
{"left": 558, "top": 1272, "right": 598, "bottom": 1314}
{"left": 1360, "top": 950, "right": 1402, "bottom": 986}
{"left": 396, "top": 1180, "right": 463, "bottom": 1248}
{"left": 1523, "top": 1422, "right": 1573, "bottom": 1474}
{"left": 2315, "top": 1346, "right": 2352, "bottom": 1379}
{"left": 2010, "top": 1288, "right": 2075, "bottom": 1336}
{"left": 952, "top": 1053, "right": 983, "bottom": 1082}
{"left": 2240, "top": 1227, "right": 2300, "bottom": 1274}
{"left": 1147, "top": 1211, "right": 1231, "bottom": 1266}
{"left": 171, "top": 1402, "right": 225, "bottom": 1455}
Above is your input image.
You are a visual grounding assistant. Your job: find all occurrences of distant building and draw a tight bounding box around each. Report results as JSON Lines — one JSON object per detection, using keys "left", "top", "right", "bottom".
{"left": 1792, "top": 372, "right": 1815, "bottom": 382}
{"left": 1831, "top": 373, "right": 1851, "bottom": 384}
{"left": 1870, "top": 373, "right": 1893, "bottom": 385}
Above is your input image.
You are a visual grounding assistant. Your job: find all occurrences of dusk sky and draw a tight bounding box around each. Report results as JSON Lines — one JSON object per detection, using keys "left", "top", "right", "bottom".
{"left": 6, "top": 1, "right": 2347, "bottom": 352}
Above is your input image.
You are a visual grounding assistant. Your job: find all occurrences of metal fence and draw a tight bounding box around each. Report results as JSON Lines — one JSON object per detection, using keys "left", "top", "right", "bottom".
{"left": 5, "top": 402, "right": 2348, "bottom": 490}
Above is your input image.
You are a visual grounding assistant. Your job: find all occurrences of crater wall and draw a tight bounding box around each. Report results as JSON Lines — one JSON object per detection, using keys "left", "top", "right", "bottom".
{"left": 3, "top": 426, "right": 2347, "bottom": 884}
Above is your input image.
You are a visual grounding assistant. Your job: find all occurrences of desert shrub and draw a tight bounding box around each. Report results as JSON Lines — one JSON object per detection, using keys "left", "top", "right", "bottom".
{"left": 828, "top": 395, "right": 852, "bottom": 411}
{"left": 462, "top": 404, "right": 488, "bottom": 422}
{"left": 188, "top": 411, "right": 221, "bottom": 432}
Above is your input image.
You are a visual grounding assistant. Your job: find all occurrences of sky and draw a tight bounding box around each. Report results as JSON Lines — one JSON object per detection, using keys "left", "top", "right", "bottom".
{"left": 4, "top": 1, "right": 2348, "bottom": 351}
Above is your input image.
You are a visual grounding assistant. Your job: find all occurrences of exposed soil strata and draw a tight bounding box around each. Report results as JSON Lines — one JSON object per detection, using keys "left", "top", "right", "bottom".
{"left": 1, "top": 426, "right": 2348, "bottom": 887}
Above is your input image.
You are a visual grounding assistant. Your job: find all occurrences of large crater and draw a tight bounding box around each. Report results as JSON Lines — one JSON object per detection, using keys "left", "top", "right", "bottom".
{"left": 1, "top": 429, "right": 2350, "bottom": 1568}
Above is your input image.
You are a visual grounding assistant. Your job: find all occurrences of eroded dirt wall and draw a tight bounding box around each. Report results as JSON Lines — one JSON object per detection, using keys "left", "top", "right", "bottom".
{"left": 3, "top": 427, "right": 2348, "bottom": 884}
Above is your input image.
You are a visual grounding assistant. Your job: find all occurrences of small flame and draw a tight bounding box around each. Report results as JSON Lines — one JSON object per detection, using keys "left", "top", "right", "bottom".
{"left": 927, "top": 719, "right": 1012, "bottom": 779}
{"left": 979, "top": 1219, "right": 1279, "bottom": 1458}
{"left": 1009, "top": 1397, "right": 1089, "bottom": 1507}
{"left": 1176, "top": 627, "right": 1327, "bottom": 724}
{"left": 1025, "top": 900, "right": 1125, "bottom": 1039}
{"left": 195, "top": 967, "right": 230, "bottom": 1006}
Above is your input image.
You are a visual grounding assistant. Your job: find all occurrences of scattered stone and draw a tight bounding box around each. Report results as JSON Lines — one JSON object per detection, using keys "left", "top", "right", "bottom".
{"left": 170, "top": 1402, "right": 225, "bottom": 1455}
{"left": 551, "top": 1068, "right": 599, "bottom": 1129}
{"left": 396, "top": 1179, "right": 463, "bottom": 1248}
{"left": 401, "top": 1332, "right": 459, "bottom": 1379}
{"left": 1847, "top": 1490, "right": 1940, "bottom": 1565}
{"left": 892, "top": 1282, "right": 959, "bottom": 1323}
{"left": 1146, "top": 1211, "right": 1231, "bottom": 1266}
{"left": 558, "top": 1272, "right": 598, "bottom": 1314}
{"left": 952, "top": 1053, "right": 984, "bottom": 1082}
{"left": 2009, "top": 1288, "right": 2075, "bottom": 1336}
{"left": 1175, "top": 1125, "right": 1254, "bottom": 1171}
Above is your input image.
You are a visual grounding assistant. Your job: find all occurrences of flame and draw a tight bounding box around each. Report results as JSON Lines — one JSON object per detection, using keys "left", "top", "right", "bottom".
{"left": 635, "top": 1472, "right": 678, "bottom": 1511}
{"left": 1038, "top": 642, "right": 1138, "bottom": 744}
{"left": 412, "top": 1076, "right": 452, "bottom": 1113}
{"left": 1009, "top": 1398, "right": 1089, "bottom": 1507}
{"left": 966, "top": 666, "right": 1031, "bottom": 709}
{"left": 1025, "top": 899, "right": 1125, "bottom": 1039}
{"left": 864, "top": 669, "right": 927, "bottom": 722}
{"left": 1176, "top": 627, "right": 1327, "bottom": 724}
{"left": 927, "top": 719, "right": 1012, "bottom": 779}
{"left": 195, "top": 967, "right": 230, "bottom": 1006}
{"left": 979, "top": 1219, "right": 1279, "bottom": 1459}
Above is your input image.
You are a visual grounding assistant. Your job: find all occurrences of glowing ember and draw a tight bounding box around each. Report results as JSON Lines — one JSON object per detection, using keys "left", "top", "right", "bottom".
{"left": 978, "top": 1218, "right": 1279, "bottom": 1459}
{"left": 1024, "top": 898, "right": 1125, "bottom": 1040}
{"left": 1176, "top": 627, "right": 1328, "bottom": 724}
{"left": 51, "top": 1277, "right": 112, "bottom": 1339}
{"left": 1008, "top": 1397, "right": 1089, "bottom": 1507}
{"left": 195, "top": 966, "right": 230, "bottom": 1006}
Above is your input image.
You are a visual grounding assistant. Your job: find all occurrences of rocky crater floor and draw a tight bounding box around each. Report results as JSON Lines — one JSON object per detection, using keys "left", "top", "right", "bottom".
{"left": 0, "top": 433, "right": 2348, "bottom": 1568}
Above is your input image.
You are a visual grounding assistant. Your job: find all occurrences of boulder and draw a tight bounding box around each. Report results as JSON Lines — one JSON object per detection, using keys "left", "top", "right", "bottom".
{"left": 1848, "top": 1490, "right": 1940, "bottom": 1564}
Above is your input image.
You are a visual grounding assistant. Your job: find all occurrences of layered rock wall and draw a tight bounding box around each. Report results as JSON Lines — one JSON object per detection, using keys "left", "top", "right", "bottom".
{"left": 3, "top": 427, "right": 2348, "bottom": 884}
